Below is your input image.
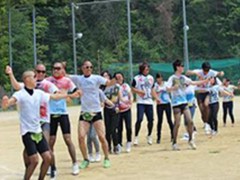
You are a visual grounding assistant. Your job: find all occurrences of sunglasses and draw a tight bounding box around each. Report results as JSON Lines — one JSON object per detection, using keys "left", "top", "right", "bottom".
{"left": 85, "top": 66, "right": 93, "bottom": 69}
{"left": 53, "top": 67, "right": 61, "bottom": 71}
{"left": 36, "top": 70, "right": 46, "bottom": 74}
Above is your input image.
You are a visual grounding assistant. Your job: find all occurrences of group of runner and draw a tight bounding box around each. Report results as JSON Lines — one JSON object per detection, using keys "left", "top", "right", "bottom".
{"left": 1, "top": 59, "right": 238, "bottom": 180}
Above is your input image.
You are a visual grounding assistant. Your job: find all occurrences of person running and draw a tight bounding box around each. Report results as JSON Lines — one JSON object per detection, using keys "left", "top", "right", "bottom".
{"left": 46, "top": 62, "right": 79, "bottom": 178}
{"left": 167, "top": 59, "right": 209, "bottom": 150}
{"left": 222, "top": 78, "right": 239, "bottom": 127}
{"left": 1, "top": 70, "right": 74, "bottom": 180}
{"left": 186, "top": 62, "right": 224, "bottom": 134}
{"left": 132, "top": 62, "right": 157, "bottom": 145}
{"left": 69, "top": 60, "right": 120, "bottom": 169}
{"left": 154, "top": 73, "right": 174, "bottom": 144}
{"left": 101, "top": 71, "right": 122, "bottom": 154}
{"left": 115, "top": 72, "right": 133, "bottom": 153}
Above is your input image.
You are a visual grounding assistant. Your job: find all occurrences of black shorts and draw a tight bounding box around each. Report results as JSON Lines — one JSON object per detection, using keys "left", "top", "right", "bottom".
{"left": 50, "top": 114, "right": 71, "bottom": 136}
{"left": 79, "top": 112, "right": 102, "bottom": 123}
{"left": 173, "top": 103, "right": 188, "bottom": 114}
{"left": 22, "top": 132, "right": 49, "bottom": 156}
{"left": 197, "top": 92, "right": 209, "bottom": 103}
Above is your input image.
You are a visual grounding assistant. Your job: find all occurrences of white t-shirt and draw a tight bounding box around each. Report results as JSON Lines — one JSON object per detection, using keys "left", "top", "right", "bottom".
{"left": 132, "top": 74, "right": 154, "bottom": 105}
{"left": 208, "top": 85, "right": 224, "bottom": 104}
{"left": 36, "top": 79, "right": 58, "bottom": 123}
{"left": 222, "top": 85, "right": 235, "bottom": 102}
{"left": 185, "top": 85, "right": 196, "bottom": 106}
{"left": 154, "top": 81, "right": 171, "bottom": 104}
{"left": 70, "top": 74, "right": 107, "bottom": 112}
{"left": 13, "top": 88, "right": 50, "bottom": 135}
{"left": 193, "top": 69, "right": 219, "bottom": 88}
{"left": 166, "top": 74, "right": 192, "bottom": 107}
{"left": 119, "top": 83, "right": 132, "bottom": 112}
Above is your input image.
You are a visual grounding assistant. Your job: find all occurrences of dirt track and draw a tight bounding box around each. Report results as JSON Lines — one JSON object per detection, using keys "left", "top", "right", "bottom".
{"left": 1, "top": 100, "right": 240, "bottom": 180}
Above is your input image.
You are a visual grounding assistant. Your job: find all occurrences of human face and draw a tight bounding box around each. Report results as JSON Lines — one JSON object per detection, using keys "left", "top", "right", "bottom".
{"left": 116, "top": 73, "right": 123, "bottom": 84}
{"left": 52, "top": 63, "right": 63, "bottom": 77}
{"left": 23, "top": 71, "right": 36, "bottom": 89}
{"left": 142, "top": 66, "right": 150, "bottom": 76}
{"left": 156, "top": 77, "right": 163, "bottom": 84}
{"left": 177, "top": 64, "right": 184, "bottom": 73}
{"left": 102, "top": 72, "right": 110, "bottom": 80}
{"left": 82, "top": 61, "right": 93, "bottom": 76}
{"left": 35, "top": 64, "right": 46, "bottom": 81}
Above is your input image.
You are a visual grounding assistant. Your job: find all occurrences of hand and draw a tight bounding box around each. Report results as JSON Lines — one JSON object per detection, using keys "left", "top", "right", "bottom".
{"left": 138, "top": 90, "right": 145, "bottom": 97}
{"left": 5, "top": 66, "right": 13, "bottom": 75}
{"left": 2, "top": 95, "right": 9, "bottom": 110}
{"left": 69, "top": 89, "right": 82, "bottom": 98}
{"left": 219, "top": 71, "right": 224, "bottom": 76}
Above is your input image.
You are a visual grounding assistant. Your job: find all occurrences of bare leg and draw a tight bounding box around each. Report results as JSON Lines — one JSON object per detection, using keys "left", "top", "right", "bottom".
{"left": 93, "top": 120, "right": 109, "bottom": 159}
{"left": 183, "top": 108, "right": 193, "bottom": 141}
{"left": 63, "top": 134, "right": 77, "bottom": 163}
{"left": 172, "top": 110, "right": 181, "bottom": 145}
{"left": 78, "top": 121, "right": 90, "bottom": 160}
{"left": 24, "top": 154, "right": 38, "bottom": 180}
{"left": 38, "top": 151, "right": 51, "bottom": 180}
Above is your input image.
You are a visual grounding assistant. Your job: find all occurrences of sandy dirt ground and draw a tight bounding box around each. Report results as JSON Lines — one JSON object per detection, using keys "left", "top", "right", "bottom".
{"left": 1, "top": 99, "right": 240, "bottom": 180}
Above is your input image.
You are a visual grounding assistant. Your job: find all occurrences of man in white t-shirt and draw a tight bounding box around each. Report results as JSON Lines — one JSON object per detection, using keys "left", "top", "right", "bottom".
{"left": 69, "top": 60, "right": 120, "bottom": 169}
{"left": 1, "top": 70, "right": 74, "bottom": 180}
{"left": 167, "top": 60, "right": 209, "bottom": 150}
{"left": 186, "top": 62, "right": 224, "bottom": 134}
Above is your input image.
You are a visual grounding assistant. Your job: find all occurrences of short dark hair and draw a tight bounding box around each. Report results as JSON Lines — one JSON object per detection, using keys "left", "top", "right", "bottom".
{"left": 172, "top": 59, "right": 183, "bottom": 72}
{"left": 202, "top": 62, "right": 211, "bottom": 71}
{"left": 139, "top": 62, "right": 150, "bottom": 74}
{"left": 156, "top": 73, "right": 163, "bottom": 79}
{"left": 101, "top": 70, "right": 112, "bottom": 79}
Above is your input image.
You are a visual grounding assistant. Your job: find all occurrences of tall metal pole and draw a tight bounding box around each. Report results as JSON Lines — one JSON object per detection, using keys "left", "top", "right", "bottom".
{"left": 182, "top": 0, "right": 189, "bottom": 70}
{"left": 33, "top": 5, "right": 37, "bottom": 66}
{"left": 71, "top": 3, "right": 77, "bottom": 74}
{"left": 8, "top": 5, "right": 13, "bottom": 94}
{"left": 127, "top": 0, "right": 133, "bottom": 82}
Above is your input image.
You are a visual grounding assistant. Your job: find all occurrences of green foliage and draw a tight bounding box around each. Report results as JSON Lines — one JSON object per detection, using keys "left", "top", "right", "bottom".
{"left": 1, "top": 0, "right": 240, "bottom": 93}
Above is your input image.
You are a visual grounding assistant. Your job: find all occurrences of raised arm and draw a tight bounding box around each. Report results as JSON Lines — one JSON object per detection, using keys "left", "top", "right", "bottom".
{"left": 5, "top": 66, "right": 22, "bottom": 90}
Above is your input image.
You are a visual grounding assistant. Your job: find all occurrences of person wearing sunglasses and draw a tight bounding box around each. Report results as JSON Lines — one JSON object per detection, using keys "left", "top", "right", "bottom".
{"left": 69, "top": 60, "right": 120, "bottom": 169}
{"left": 2, "top": 70, "right": 76, "bottom": 180}
{"left": 46, "top": 62, "right": 80, "bottom": 178}
{"left": 186, "top": 62, "right": 224, "bottom": 135}
{"left": 167, "top": 59, "right": 210, "bottom": 151}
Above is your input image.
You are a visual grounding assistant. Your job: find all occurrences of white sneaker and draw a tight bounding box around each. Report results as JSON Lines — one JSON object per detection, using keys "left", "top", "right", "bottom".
{"left": 95, "top": 152, "right": 101, "bottom": 162}
{"left": 181, "top": 133, "right": 189, "bottom": 141}
{"left": 133, "top": 137, "right": 139, "bottom": 146}
{"left": 72, "top": 162, "right": 79, "bottom": 175}
{"left": 188, "top": 140, "right": 197, "bottom": 150}
{"left": 172, "top": 143, "right": 180, "bottom": 151}
{"left": 88, "top": 154, "right": 95, "bottom": 163}
{"left": 117, "top": 144, "right": 122, "bottom": 153}
{"left": 126, "top": 142, "right": 131, "bottom": 153}
{"left": 211, "top": 130, "right": 217, "bottom": 136}
{"left": 47, "top": 166, "right": 51, "bottom": 175}
{"left": 147, "top": 136, "right": 152, "bottom": 145}
{"left": 205, "top": 123, "right": 211, "bottom": 135}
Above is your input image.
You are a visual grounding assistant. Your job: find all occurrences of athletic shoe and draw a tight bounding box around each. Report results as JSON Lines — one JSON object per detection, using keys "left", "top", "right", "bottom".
{"left": 181, "top": 133, "right": 189, "bottom": 141}
{"left": 88, "top": 154, "right": 95, "bottom": 163}
{"left": 113, "top": 146, "right": 120, "bottom": 154}
{"left": 72, "top": 162, "right": 79, "bottom": 175}
{"left": 95, "top": 152, "right": 101, "bottom": 162}
{"left": 50, "top": 168, "right": 57, "bottom": 180}
{"left": 47, "top": 167, "right": 51, "bottom": 175}
{"left": 103, "top": 159, "right": 111, "bottom": 168}
{"left": 188, "top": 140, "right": 197, "bottom": 150}
{"left": 156, "top": 139, "right": 160, "bottom": 144}
{"left": 117, "top": 144, "right": 122, "bottom": 153}
{"left": 204, "top": 123, "right": 211, "bottom": 135}
{"left": 147, "top": 136, "right": 152, "bottom": 145}
{"left": 79, "top": 160, "right": 89, "bottom": 169}
{"left": 172, "top": 143, "right": 180, "bottom": 151}
{"left": 126, "top": 142, "right": 131, "bottom": 153}
{"left": 211, "top": 130, "right": 217, "bottom": 136}
{"left": 133, "top": 136, "right": 139, "bottom": 146}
